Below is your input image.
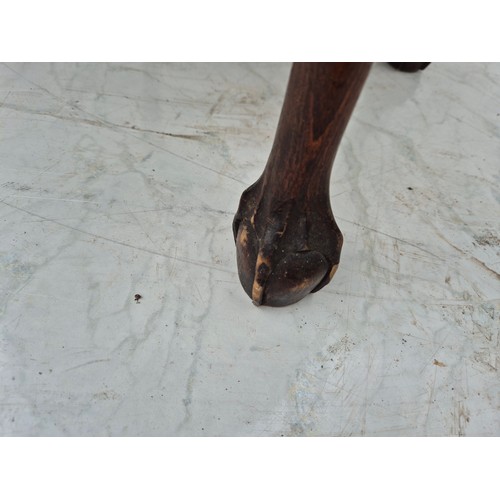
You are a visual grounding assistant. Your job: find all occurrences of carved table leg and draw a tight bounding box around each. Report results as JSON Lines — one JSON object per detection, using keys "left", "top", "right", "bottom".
{"left": 233, "top": 63, "right": 372, "bottom": 307}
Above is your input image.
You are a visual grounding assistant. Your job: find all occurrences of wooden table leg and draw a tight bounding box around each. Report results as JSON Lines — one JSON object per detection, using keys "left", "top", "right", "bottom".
{"left": 233, "top": 63, "right": 372, "bottom": 306}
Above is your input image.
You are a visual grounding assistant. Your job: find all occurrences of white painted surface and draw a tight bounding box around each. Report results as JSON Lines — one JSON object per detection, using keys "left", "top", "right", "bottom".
{"left": 0, "top": 62, "right": 498, "bottom": 436}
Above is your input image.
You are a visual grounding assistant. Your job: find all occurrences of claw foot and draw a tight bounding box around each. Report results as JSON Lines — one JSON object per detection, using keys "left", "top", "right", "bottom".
{"left": 233, "top": 180, "right": 342, "bottom": 307}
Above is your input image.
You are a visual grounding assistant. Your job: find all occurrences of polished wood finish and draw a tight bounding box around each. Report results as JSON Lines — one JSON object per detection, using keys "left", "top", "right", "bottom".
{"left": 233, "top": 63, "right": 372, "bottom": 306}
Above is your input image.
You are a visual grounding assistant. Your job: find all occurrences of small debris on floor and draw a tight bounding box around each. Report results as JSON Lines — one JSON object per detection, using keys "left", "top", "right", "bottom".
{"left": 134, "top": 294, "right": 142, "bottom": 303}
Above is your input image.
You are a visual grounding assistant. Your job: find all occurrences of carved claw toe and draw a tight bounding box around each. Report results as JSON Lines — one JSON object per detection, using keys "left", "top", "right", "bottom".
{"left": 255, "top": 250, "right": 330, "bottom": 307}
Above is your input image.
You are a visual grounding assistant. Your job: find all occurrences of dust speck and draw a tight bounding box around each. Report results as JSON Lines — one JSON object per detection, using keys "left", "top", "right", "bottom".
{"left": 433, "top": 359, "right": 446, "bottom": 367}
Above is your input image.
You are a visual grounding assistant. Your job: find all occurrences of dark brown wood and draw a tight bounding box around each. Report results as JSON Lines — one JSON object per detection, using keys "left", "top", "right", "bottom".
{"left": 389, "top": 62, "right": 430, "bottom": 72}
{"left": 233, "top": 63, "right": 372, "bottom": 307}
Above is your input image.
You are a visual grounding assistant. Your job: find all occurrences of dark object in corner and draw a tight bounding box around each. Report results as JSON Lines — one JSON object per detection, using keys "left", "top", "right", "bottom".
{"left": 389, "top": 62, "right": 431, "bottom": 73}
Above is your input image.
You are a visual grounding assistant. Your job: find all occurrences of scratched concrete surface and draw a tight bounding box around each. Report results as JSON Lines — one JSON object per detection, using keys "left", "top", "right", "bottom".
{"left": 0, "top": 63, "right": 498, "bottom": 436}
